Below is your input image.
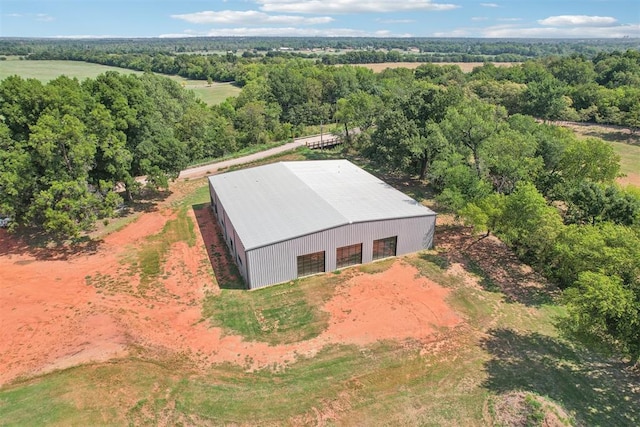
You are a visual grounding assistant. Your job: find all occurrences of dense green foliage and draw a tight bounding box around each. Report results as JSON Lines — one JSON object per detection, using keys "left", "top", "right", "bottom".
{"left": 0, "top": 72, "right": 235, "bottom": 237}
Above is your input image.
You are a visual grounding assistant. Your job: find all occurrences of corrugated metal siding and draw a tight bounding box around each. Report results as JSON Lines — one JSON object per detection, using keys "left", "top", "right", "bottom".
{"left": 246, "top": 215, "right": 435, "bottom": 289}
{"left": 209, "top": 183, "right": 249, "bottom": 284}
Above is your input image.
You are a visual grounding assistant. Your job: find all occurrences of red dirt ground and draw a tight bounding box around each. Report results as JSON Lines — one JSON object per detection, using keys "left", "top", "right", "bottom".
{"left": 0, "top": 196, "right": 460, "bottom": 385}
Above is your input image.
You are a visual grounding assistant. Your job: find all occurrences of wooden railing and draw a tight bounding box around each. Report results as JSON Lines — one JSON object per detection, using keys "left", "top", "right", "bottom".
{"left": 306, "top": 137, "right": 342, "bottom": 150}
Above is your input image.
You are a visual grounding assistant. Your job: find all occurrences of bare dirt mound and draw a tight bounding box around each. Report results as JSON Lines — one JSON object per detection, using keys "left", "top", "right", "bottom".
{"left": 0, "top": 200, "right": 461, "bottom": 385}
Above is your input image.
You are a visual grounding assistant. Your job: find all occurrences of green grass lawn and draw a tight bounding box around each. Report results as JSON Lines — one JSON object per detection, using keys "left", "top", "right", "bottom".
{"left": 0, "top": 59, "right": 143, "bottom": 82}
{"left": 610, "top": 139, "right": 640, "bottom": 180}
{"left": 183, "top": 81, "right": 241, "bottom": 105}
{"left": 0, "top": 59, "right": 240, "bottom": 105}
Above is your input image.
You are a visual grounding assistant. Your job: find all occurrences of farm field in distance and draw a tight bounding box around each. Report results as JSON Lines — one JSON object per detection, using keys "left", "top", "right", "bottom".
{"left": 353, "top": 61, "right": 518, "bottom": 73}
{"left": 0, "top": 149, "right": 638, "bottom": 425}
{"left": 0, "top": 58, "right": 240, "bottom": 105}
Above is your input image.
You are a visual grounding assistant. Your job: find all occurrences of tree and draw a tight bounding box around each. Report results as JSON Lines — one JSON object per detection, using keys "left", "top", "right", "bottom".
{"left": 234, "top": 101, "right": 269, "bottom": 146}
{"left": 441, "top": 98, "right": 507, "bottom": 179}
{"left": 334, "top": 90, "right": 382, "bottom": 141}
{"left": 549, "top": 222, "right": 640, "bottom": 289}
{"left": 558, "top": 137, "right": 621, "bottom": 185}
{"left": 459, "top": 193, "right": 505, "bottom": 238}
{"left": 0, "top": 75, "right": 46, "bottom": 141}
{"left": 412, "top": 122, "right": 450, "bottom": 180}
{"left": 429, "top": 152, "right": 493, "bottom": 211}
{"left": 367, "top": 109, "right": 420, "bottom": 172}
{"left": 468, "top": 79, "right": 526, "bottom": 114}
{"left": 523, "top": 76, "right": 568, "bottom": 122}
{"left": 564, "top": 272, "right": 639, "bottom": 365}
{"left": 497, "top": 181, "right": 564, "bottom": 260}
{"left": 26, "top": 180, "right": 101, "bottom": 238}
{"left": 481, "top": 129, "right": 542, "bottom": 194}
{"left": 0, "top": 124, "right": 33, "bottom": 225}
{"left": 176, "top": 105, "right": 236, "bottom": 161}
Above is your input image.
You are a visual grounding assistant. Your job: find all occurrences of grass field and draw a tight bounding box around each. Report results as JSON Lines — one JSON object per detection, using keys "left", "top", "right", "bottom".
{"left": 0, "top": 58, "right": 144, "bottom": 82}
{"left": 0, "top": 59, "right": 240, "bottom": 105}
{"left": 182, "top": 81, "right": 241, "bottom": 105}
{"left": 1, "top": 149, "right": 638, "bottom": 425}
{"left": 611, "top": 140, "right": 640, "bottom": 185}
{"left": 560, "top": 121, "right": 640, "bottom": 187}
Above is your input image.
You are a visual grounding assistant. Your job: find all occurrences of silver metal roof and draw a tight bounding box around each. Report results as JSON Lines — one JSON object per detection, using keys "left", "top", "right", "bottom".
{"left": 209, "top": 160, "right": 436, "bottom": 250}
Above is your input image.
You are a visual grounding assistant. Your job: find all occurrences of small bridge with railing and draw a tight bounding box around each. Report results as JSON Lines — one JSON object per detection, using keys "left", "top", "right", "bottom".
{"left": 306, "top": 136, "right": 342, "bottom": 150}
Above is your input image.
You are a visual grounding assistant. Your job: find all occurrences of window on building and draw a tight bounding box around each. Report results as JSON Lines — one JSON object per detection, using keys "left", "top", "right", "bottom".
{"left": 336, "top": 243, "right": 362, "bottom": 269}
{"left": 372, "top": 236, "right": 397, "bottom": 260}
{"left": 297, "top": 251, "right": 325, "bottom": 277}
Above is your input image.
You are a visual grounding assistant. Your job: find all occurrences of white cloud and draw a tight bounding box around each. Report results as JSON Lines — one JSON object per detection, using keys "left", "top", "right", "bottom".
{"left": 480, "top": 3, "right": 499, "bottom": 7}
{"left": 433, "top": 28, "right": 471, "bottom": 37}
{"left": 497, "top": 17, "right": 522, "bottom": 22}
{"left": 171, "top": 10, "right": 333, "bottom": 25}
{"left": 6, "top": 13, "right": 23, "bottom": 17}
{"left": 163, "top": 26, "right": 412, "bottom": 38}
{"left": 54, "top": 35, "right": 139, "bottom": 39}
{"left": 471, "top": 16, "right": 488, "bottom": 21}
{"left": 481, "top": 22, "right": 639, "bottom": 38}
{"left": 256, "top": 0, "right": 459, "bottom": 14}
{"left": 36, "top": 13, "right": 55, "bottom": 22}
{"left": 376, "top": 18, "right": 416, "bottom": 24}
{"left": 538, "top": 15, "right": 617, "bottom": 27}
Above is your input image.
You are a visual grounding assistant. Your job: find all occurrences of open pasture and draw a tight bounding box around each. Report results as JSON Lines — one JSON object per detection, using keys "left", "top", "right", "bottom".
{"left": 0, "top": 59, "right": 240, "bottom": 105}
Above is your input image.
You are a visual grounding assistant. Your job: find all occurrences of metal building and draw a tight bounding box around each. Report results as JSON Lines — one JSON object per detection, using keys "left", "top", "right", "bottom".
{"left": 208, "top": 160, "right": 436, "bottom": 290}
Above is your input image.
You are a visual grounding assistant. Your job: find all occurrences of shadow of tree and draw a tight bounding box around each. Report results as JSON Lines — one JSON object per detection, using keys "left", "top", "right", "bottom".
{"left": 481, "top": 328, "right": 640, "bottom": 426}
{"left": 191, "top": 203, "right": 245, "bottom": 290}
{"left": 436, "top": 225, "right": 559, "bottom": 306}
{"left": 554, "top": 121, "right": 640, "bottom": 146}
{"left": 582, "top": 128, "right": 640, "bottom": 145}
{"left": 0, "top": 228, "right": 102, "bottom": 260}
{"left": 0, "top": 189, "right": 172, "bottom": 261}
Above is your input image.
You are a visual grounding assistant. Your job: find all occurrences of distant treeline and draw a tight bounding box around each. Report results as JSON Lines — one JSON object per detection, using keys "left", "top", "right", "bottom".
{"left": 1, "top": 36, "right": 637, "bottom": 57}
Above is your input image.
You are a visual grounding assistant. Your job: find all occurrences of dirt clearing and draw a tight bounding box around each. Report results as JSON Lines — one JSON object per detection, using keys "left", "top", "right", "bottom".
{"left": 0, "top": 190, "right": 460, "bottom": 385}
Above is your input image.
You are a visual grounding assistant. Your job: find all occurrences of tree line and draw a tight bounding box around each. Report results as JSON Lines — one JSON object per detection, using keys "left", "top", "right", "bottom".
{"left": 0, "top": 72, "right": 238, "bottom": 237}
{"left": 13, "top": 47, "right": 639, "bottom": 130}
{"left": 2, "top": 37, "right": 637, "bottom": 57}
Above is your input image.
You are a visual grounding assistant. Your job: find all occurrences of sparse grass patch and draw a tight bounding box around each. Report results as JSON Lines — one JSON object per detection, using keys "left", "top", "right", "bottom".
{"left": 408, "top": 252, "right": 459, "bottom": 288}
{"left": 131, "top": 208, "right": 195, "bottom": 293}
{"left": 358, "top": 258, "right": 395, "bottom": 274}
{"left": 203, "top": 273, "right": 340, "bottom": 344}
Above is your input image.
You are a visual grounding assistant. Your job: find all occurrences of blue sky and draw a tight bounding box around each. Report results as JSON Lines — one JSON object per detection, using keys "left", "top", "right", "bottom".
{"left": 1, "top": 0, "right": 638, "bottom": 38}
